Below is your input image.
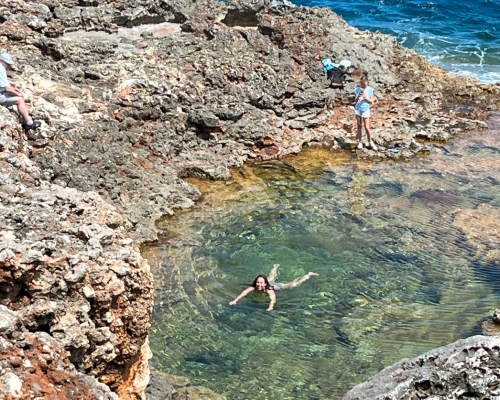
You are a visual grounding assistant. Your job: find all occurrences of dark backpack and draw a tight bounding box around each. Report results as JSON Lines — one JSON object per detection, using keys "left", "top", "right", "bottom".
{"left": 327, "top": 67, "right": 347, "bottom": 84}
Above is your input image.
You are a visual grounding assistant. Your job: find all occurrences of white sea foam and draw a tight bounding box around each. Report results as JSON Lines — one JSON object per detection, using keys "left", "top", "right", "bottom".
{"left": 432, "top": 61, "right": 500, "bottom": 83}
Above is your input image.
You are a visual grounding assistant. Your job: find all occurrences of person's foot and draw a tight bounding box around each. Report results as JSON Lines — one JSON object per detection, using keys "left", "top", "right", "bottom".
{"left": 369, "top": 141, "right": 378, "bottom": 151}
{"left": 23, "top": 120, "right": 41, "bottom": 129}
{"left": 308, "top": 272, "right": 319, "bottom": 277}
{"left": 357, "top": 141, "right": 363, "bottom": 150}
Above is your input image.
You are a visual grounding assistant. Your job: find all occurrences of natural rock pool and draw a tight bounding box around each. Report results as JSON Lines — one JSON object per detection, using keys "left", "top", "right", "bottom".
{"left": 143, "top": 114, "right": 500, "bottom": 400}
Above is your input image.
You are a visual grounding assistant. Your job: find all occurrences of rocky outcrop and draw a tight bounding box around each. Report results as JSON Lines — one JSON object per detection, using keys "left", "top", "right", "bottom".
{"left": 343, "top": 335, "right": 500, "bottom": 400}
{"left": 0, "top": 307, "right": 119, "bottom": 400}
{"left": 0, "top": 117, "right": 153, "bottom": 398}
{"left": 1, "top": 0, "right": 499, "bottom": 243}
{"left": 1, "top": 0, "right": 500, "bottom": 399}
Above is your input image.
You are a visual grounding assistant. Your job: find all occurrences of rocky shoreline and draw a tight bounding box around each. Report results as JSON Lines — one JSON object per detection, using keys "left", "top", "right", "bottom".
{"left": 343, "top": 335, "right": 500, "bottom": 400}
{"left": 1, "top": 0, "right": 500, "bottom": 399}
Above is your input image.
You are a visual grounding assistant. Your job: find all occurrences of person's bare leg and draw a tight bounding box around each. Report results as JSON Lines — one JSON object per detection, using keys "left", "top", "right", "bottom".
{"left": 15, "top": 98, "right": 32, "bottom": 123}
{"left": 364, "top": 117, "right": 371, "bottom": 142}
{"left": 356, "top": 115, "right": 363, "bottom": 142}
{"left": 268, "top": 264, "right": 280, "bottom": 282}
{"left": 281, "top": 272, "right": 319, "bottom": 289}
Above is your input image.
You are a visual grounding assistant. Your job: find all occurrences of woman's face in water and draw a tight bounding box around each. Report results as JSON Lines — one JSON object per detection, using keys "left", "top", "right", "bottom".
{"left": 256, "top": 277, "right": 267, "bottom": 291}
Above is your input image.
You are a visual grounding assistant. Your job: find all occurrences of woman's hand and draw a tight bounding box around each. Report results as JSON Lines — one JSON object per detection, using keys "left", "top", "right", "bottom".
{"left": 229, "top": 300, "right": 237, "bottom": 305}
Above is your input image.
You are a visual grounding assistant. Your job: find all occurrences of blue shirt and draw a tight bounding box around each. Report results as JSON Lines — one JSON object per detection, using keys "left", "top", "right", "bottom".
{"left": 322, "top": 58, "right": 340, "bottom": 71}
{"left": 355, "top": 86, "right": 374, "bottom": 112}
{"left": 0, "top": 63, "right": 9, "bottom": 90}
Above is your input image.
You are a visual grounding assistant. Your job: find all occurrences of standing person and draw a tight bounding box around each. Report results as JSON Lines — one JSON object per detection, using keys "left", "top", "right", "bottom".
{"left": 229, "top": 264, "right": 319, "bottom": 311}
{"left": 354, "top": 76, "right": 377, "bottom": 150}
{"left": 0, "top": 53, "right": 41, "bottom": 129}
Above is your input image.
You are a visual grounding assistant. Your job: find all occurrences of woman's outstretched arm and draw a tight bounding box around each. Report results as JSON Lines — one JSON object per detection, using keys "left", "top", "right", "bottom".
{"left": 229, "top": 287, "right": 254, "bottom": 305}
{"left": 267, "top": 289, "right": 276, "bottom": 311}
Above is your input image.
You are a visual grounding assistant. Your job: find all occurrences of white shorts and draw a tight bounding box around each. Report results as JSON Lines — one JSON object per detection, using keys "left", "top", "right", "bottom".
{"left": 0, "top": 93, "right": 21, "bottom": 106}
{"left": 354, "top": 108, "right": 370, "bottom": 118}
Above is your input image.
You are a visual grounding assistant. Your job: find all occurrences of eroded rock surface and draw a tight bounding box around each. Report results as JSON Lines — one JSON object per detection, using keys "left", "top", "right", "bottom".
{"left": 1, "top": 0, "right": 499, "bottom": 243}
{"left": 0, "top": 122, "right": 153, "bottom": 398}
{"left": 0, "top": 315, "right": 119, "bottom": 400}
{"left": 343, "top": 335, "right": 500, "bottom": 400}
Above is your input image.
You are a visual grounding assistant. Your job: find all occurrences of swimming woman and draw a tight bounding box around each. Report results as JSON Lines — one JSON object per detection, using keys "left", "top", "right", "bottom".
{"left": 229, "top": 264, "right": 319, "bottom": 311}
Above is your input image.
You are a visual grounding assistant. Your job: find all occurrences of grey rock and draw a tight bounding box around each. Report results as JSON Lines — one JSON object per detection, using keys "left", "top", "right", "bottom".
{"left": 336, "top": 136, "right": 358, "bottom": 150}
{"left": 82, "top": 286, "right": 96, "bottom": 299}
{"left": 146, "top": 371, "right": 173, "bottom": 400}
{"left": 187, "top": 111, "right": 221, "bottom": 129}
{"left": 110, "top": 265, "right": 132, "bottom": 276}
{"left": 89, "top": 327, "right": 113, "bottom": 344}
{"left": 1, "top": 373, "right": 22, "bottom": 397}
{"left": 0, "top": 248, "right": 15, "bottom": 263}
{"left": 343, "top": 335, "right": 500, "bottom": 400}
{"left": 493, "top": 308, "right": 500, "bottom": 324}
{"left": 269, "top": 0, "right": 298, "bottom": 15}
{"left": 0, "top": 306, "right": 19, "bottom": 335}
{"left": 64, "top": 263, "right": 89, "bottom": 283}
{"left": 179, "top": 163, "right": 232, "bottom": 181}
{"left": 76, "top": 373, "right": 120, "bottom": 400}
{"left": 78, "top": 224, "right": 103, "bottom": 241}
{"left": 223, "top": 0, "right": 265, "bottom": 27}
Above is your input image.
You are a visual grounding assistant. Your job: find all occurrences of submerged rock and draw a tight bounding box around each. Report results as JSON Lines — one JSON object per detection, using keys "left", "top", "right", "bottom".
{"left": 452, "top": 204, "right": 500, "bottom": 260}
{"left": 146, "top": 370, "right": 226, "bottom": 400}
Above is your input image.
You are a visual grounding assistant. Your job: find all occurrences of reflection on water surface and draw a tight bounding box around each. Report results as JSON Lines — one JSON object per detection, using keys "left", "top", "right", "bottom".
{"left": 144, "top": 115, "right": 500, "bottom": 400}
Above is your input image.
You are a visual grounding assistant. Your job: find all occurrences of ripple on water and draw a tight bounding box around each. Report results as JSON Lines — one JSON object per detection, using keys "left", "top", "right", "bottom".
{"left": 145, "top": 116, "right": 500, "bottom": 399}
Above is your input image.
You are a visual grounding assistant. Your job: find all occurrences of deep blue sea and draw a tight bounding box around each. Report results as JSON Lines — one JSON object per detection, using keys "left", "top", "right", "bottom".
{"left": 290, "top": 0, "right": 500, "bottom": 83}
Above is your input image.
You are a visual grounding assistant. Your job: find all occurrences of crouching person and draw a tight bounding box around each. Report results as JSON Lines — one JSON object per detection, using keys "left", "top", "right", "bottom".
{"left": 0, "top": 53, "right": 41, "bottom": 129}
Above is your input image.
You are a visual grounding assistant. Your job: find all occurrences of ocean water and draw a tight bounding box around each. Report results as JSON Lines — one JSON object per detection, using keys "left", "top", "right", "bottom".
{"left": 146, "top": 115, "right": 500, "bottom": 399}
{"left": 291, "top": 0, "right": 500, "bottom": 83}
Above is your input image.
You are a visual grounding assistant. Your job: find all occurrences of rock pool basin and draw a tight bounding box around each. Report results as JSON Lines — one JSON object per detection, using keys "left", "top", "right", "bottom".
{"left": 143, "top": 114, "right": 500, "bottom": 400}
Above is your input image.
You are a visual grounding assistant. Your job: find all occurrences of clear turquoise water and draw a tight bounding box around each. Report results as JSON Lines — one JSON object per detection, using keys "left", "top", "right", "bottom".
{"left": 291, "top": 0, "right": 500, "bottom": 83}
{"left": 146, "top": 116, "right": 500, "bottom": 399}
{"left": 218, "top": 0, "right": 500, "bottom": 80}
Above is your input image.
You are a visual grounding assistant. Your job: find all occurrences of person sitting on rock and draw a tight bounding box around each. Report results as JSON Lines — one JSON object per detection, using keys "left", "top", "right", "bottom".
{"left": 354, "top": 76, "right": 377, "bottom": 151}
{"left": 0, "top": 53, "right": 41, "bottom": 129}
{"left": 229, "top": 264, "right": 319, "bottom": 311}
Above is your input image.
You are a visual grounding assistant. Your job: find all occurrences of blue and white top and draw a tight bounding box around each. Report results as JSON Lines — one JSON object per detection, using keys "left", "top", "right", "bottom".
{"left": 0, "top": 63, "right": 9, "bottom": 92}
{"left": 355, "top": 86, "right": 374, "bottom": 112}
{"left": 322, "top": 58, "right": 340, "bottom": 71}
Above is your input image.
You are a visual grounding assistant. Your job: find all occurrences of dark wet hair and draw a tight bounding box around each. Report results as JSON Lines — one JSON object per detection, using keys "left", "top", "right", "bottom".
{"left": 360, "top": 75, "right": 369, "bottom": 83}
{"left": 252, "top": 275, "right": 272, "bottom": 291}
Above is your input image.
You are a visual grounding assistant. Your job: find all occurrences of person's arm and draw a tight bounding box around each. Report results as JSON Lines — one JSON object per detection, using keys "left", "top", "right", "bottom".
{"left": 5, "top": 86, "right": 24, "bottom": 98}
{"left": 362, "top": 89, "right": 375, "bottom": 104}
{"left": 369, "top": 91, "right": 375, "bottom": 105}
{"left": 266, "top": 289, "right": 276, "bottom": 311}
{"left": 229, "top": 287, "right": 254, "bottom": 305}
